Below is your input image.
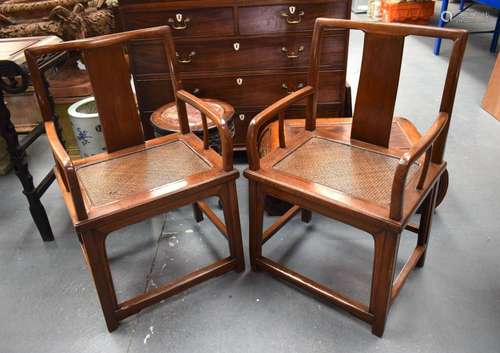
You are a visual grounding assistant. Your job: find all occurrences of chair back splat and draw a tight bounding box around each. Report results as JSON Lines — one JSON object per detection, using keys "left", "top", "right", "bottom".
{"left": 306, "top": 19, "right": 468, "bottom": 158}
{"left": 25, "top": 26, "right": 244, "bottom": 332}
{"left": 26, "top": 26, "right": 192, "bottom": 153}
{"left": 83, "top": 44, "right": 144, "bottom": 152}
{"left": 244, "top": 18, "right": 468, "bottom": 337}
{"left": 351, "top": 33, "right": 404, "bottom": 147}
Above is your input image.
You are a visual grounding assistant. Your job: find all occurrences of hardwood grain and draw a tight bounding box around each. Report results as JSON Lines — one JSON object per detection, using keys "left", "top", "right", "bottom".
{"left": 244, "top": 18, "right": 467, "bottom": 337}
{"left": 351, "top": 33, "right": 404, "bottom": 147}
{"left": 122, "top": 7, "right": 234, "bottom": 37}
{"left": 238, "top": 2, "right": 347, "bottom": 35}
{"left": 120, "top": 0, "right": 350, "bottom": 147}
{"left": 128, "top": 33, "right": 346, "bottom": 75}
{"left": 26, "top": 26, "right": 244, "bottom": 332}
{"left": 134, "top": 70, "right": 344, "bottom": 111}
{"left": 83, "top": 44, "right": 145, "bottom": 153}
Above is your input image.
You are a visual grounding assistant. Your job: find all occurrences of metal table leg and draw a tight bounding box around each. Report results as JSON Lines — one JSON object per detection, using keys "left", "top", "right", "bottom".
{"left": 434, "top": 0, "right": 449, "bottom": 55}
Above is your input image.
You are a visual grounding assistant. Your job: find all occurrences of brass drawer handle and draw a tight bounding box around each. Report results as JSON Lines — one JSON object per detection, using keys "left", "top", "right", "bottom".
{"left": 168, "top": 13, "right": 191, "bottom": 30}
{"left": 176, "top": 51, "right": 196, "bottom": 64}
{"left": 281, "top": 82, "right": 304, "bottom": 94}
{"left": 280, "top": 6, "right": 304, "bottom": 24}
{"left": 281, "top": 45, "right": 304, "bottom": 59}
{"left": 191, "top": 88, "right": 201, "bottom": 95}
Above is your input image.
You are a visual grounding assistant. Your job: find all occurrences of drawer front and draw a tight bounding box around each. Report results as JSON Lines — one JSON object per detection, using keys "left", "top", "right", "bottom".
{"left": 239, "top": 2, "right": 348, "bottom": 35}
{"left": 233, "top": 109, "right": 258, "bottom": 147}
{"left": 134, "top": 71, "right": 343, "bottom": 112}
{"left": 181, "top": 72, "right": 344, "bottom": 107}
{"left": 121, "top": 7, "right": 234, "bottom": 37}
{"left": 129, "top": 34, "right": 346, "bottom": 75}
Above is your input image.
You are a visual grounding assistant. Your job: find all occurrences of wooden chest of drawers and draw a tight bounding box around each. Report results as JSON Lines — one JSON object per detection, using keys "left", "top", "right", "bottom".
{"left": 119, "top": 0, "right": 351, "bottom": 149}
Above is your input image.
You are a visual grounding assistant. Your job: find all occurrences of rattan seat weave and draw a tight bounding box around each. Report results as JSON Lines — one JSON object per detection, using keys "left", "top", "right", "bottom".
{"left": 77, "top": 141, "right": 211, "bottom": 206}
{"left": 273, "top": 137, "right": 419, "bottom": 206}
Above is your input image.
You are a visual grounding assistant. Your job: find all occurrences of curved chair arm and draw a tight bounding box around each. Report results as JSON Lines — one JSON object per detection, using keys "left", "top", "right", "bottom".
{"left": 45, "top": 121, "right": 71, "bottom": 169}
{"left": 45, "top": 121, "right": 87, "bottom": 221}
{"left": 176, "top": 90, "right": 234, "bottom": 172}
{"left": 247, "top": 85, "right": 314, "bottom": 171}
{"left": 389, "top": 112, "right": 449, "bottom": 220}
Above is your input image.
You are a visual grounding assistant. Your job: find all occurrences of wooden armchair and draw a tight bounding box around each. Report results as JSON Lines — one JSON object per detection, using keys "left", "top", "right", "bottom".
{"left": 244, "top": 19, "right": 467, "bottom": 337}
{"left": 25, "top": 26, "right": 244, "bottom": 332}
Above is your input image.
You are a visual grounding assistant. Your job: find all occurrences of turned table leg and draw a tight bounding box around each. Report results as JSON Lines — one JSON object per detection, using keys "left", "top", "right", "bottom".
{"left": 0, "top": 90, "right": 54, "bottom": 241}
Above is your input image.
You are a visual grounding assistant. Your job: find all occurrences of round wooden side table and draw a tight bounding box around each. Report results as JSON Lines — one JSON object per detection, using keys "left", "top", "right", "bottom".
{"left": 150, "top": 98, "right": 235, "bottom": 153}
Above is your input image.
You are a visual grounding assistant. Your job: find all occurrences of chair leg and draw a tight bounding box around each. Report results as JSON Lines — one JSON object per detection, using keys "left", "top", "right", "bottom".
{"left": 369, "top": 231, "right": 401, "bottom": 337}
{"left": 301, "top": 209, "right": 312, "bottom": 223}
{"left": 417, "top": 184, "right": 439, "bottom": 268}
{"left": 219, "top": 181, "right": 245, "bottom": 272}
{"left": 192, "top": 203, "right": 204, "bottom": 223}
{"left": 249, "top": 180, "right": 265, "bottom": 271}
{"left": 81, "top": 230, "right": 119, "bottom": 332}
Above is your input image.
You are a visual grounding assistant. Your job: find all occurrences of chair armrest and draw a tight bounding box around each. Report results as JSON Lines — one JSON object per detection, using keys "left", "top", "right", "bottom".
{"left": 45, "top": 121, "right": 87, "bottom": 220}
{"left": 389, "top": 112, "right": 449, "bottom": 220}
{"left": 176, "top": 90, "right": 234, "bottom": 172}
{"left": 45, "top": 121, "right": 71, "bottom": 169}
{"left": 247, "top": 85, "right": 314, "bottom": 171}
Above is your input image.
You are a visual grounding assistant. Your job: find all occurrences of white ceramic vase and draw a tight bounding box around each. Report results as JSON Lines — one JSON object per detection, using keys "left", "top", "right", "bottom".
{"left": 67, "top": 96, "right": 106, "bottom": 158}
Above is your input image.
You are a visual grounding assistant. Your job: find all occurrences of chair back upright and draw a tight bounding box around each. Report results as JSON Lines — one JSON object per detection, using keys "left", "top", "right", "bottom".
{"left": 307, "top": 19, "right": 468, "bottom": 163}
{"left": 26, "top": 26, "right": 190, "bottom": 153}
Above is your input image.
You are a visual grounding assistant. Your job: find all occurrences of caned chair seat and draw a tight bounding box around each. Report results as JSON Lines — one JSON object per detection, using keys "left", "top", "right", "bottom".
{"left": 77, "top": 140, "right": 212, "bottom": 207}
{"left": 26, "top": 26, "right": 244, "bottom": 332}
{"left": 272, "top": 137, "right": 420, "bottom": 207}
{"left": 244, "top": 18, "right": 466, "bottom": 337}
{"left": 251, "top": 128, "right": 441, "bottom": 222}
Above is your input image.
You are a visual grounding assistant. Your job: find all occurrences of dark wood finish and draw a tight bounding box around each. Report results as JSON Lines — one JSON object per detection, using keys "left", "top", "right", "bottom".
{"left": 119, "top": 0, "right": 351, "bottom": 149}
{"left": 238, "top": 2, "right": 347, "bottom": 34}
{"left": 0, "top": 39, "right": 69, "bottom": 242}
{"left": 151, "top": 98, "right": 234, "bottom": 132}
{"left": 244, "top": 19, "right": 467, "bottom": 337}
{"left": 150, "top": 98, "right": 235, "bottom": 153}
{"left": 26, "top": 26, "right": 245, "bottom": 331}
{"left": 128, "top": 34, "right": 346, "bottom": 74}
{"left": 134, "top": 70, "right": 344, "bottom": 111}
{"left": 121, "top": 7, "right": 235, "bottom": 36}
{"left": 0, "top": 84, "right": 55, "bottom": 241}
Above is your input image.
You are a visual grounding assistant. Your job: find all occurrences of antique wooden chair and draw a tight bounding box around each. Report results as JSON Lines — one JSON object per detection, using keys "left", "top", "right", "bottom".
{"left": 244, "top": 19, "right": 467, "bottom": 337}
{"left": 25, "top": 26, "right": 244, "bottom": 332}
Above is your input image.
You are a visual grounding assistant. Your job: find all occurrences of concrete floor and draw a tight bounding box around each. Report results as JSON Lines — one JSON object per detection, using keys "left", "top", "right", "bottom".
{"left": 1, "top": 7, "right": 499, "bottom": 353}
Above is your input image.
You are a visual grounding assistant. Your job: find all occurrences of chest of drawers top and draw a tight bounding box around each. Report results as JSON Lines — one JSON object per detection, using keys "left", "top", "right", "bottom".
{"left": 120, "top": 0, "right": 349, "bottom": 38}
{"left": 119, "top": 0, "right": 351, "bottom": 147}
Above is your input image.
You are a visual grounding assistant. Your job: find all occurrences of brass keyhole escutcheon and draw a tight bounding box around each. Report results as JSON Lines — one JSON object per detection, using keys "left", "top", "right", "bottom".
{"left": 168, "top": 13, "right": 191, "bottom": 30}
{"left": 280, "top": 6, "right": 304, "bottom": 24}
